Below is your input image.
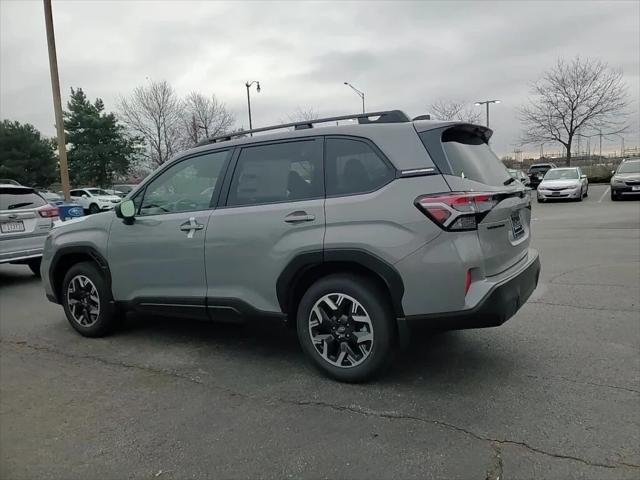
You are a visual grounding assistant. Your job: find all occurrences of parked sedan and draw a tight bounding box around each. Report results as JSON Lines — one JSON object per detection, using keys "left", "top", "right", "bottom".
{"left": 537, "top": 167, "right": 588, "bottom": 202}
{"left": 70, "top": 188, "right": 121, "bottom": 214}
{"left": 38, "top": 190, "right": 64, "bottom": 205}
{"left": 610, "top": 159, "right": 640, "bottom": 201}
{"left": 0, "top": 184, "right": 59, "bottom": 275}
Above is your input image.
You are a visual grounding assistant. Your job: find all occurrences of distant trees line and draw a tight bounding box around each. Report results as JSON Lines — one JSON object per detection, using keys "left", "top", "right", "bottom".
{"left": 0, "top": 55, "right": 631, "bottom": 188}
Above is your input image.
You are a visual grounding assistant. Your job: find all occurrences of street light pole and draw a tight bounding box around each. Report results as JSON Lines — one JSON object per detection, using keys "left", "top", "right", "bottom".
{"left": 474, "top": 99, "right": 501, "bottom": 128}
{"left": 43, "top": 0, "right": 71, "bottom": 201}
{"left": 245, "top": 80, "right": 260, "bottom": 136}
{"left": 344, "top": 82, "right": 365, "bottom": 113}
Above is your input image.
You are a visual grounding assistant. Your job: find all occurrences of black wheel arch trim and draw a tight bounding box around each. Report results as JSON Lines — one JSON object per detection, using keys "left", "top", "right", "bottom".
{"left": 276, "top": 248, "right": 405, "bottom": 318}
{"left": 49, "top": 246, "right": 112, "bottom": 304}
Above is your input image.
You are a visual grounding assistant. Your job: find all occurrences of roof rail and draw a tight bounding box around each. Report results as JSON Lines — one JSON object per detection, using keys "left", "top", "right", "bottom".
{"left": 198, "top": 110, "right": 411, "bottom": 145}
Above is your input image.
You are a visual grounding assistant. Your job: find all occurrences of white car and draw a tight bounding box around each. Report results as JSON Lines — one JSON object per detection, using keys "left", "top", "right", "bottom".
{"left": 537, "top": 167, "right": 589, "bottom": 202}
{"left": 70, "top": 188, "right": 121, "bottom": 214}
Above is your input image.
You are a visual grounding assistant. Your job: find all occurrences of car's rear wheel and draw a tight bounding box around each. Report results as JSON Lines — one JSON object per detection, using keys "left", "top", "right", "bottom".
{"left": 296, "top": 274, "right": 393, "bottom": 382}
{"left": 27, "top": 258, "right": 41, "bottom": 277}
{"left": 62, "top": 261, "right": 118, "bottom": 337}
{"left": 88, "top": 203, "right": 100, "bottom": 215}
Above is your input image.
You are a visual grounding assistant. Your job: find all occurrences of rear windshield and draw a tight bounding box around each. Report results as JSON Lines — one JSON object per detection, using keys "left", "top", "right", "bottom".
{"left": 434, "top": 128, "right": 511, "bottom": 186}
{"left": 0, "top": 188, "right": 46, "bottom": 210}
{"left": 544, "top": 169, "right": 578, "bottom": 180}
{"left": 618, "top": 161, "right": 640, "bottom": 174}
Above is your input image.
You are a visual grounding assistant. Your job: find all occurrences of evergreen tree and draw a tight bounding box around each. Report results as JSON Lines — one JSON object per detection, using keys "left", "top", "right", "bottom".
{"left": 0, "top": 120, "right": 57, "bottom": 187}
{"left": 64, "top": 88, "right": 140, "bottom": 187}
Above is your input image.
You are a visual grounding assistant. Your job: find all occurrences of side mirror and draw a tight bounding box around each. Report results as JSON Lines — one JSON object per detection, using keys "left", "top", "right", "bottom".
{"left": 611, "top": 170, "right": 616, "bottom": 175}
{"left": 581, "top": 174, "right": 587, "bottom": 179}
{"left": 115, "top": 199, "right": 136, "bottom": 223}
{"left": 81, "top": 194, "right": 88, "bottom": 199}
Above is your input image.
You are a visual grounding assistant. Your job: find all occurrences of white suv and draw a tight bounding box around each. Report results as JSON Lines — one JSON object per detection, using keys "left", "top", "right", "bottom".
{"left": 70, "top": 188, "right": 121, "bottom": 214}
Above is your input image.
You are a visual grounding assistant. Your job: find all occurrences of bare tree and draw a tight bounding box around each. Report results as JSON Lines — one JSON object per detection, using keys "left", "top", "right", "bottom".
{"left": 183, "top": 92, "right": 235, "bottom": 145}
{"left": 119, "top": 80, "right": 184, "bottom": 167}
{"left": 428, "top": 100, "right": 481, "bottom": 123}
{"left": 287, "top": 106, "right": 320, "bottom": 123}
{"left": 519, "top": 56, "right": 629, "bottom": 166}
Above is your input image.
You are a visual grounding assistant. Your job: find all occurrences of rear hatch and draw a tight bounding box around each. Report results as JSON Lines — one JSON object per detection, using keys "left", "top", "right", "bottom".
{"left": 0, "top": 186, "right": 52, "bottom": 236}
{"left": 417, "top": 125, "right": 530, "bottom": 276}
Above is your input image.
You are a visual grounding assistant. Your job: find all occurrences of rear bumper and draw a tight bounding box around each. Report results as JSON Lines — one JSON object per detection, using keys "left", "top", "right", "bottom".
{"left": 0, "top": 234, "right": 47, "bottom": 264}
{"left": 399, "top": 249, "right": 540, "bottom": 338}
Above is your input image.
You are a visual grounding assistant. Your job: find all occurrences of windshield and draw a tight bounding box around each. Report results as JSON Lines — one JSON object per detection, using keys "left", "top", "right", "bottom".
{"left": 529, "top": 165, "right": 552, "bottom": 172}
{"left": 544, "top": 169, "right": 579, "bottom": 180}
{"left": 617, "top": 161, "right": 640, "bottom": 174}
{"left": 87, "top": 188, "right": 110, "bottom": 196}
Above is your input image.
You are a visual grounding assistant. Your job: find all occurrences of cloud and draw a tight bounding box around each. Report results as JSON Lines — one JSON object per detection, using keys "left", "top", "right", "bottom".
{"left": 1, "top": 0, "right": 638, "bottom": 157}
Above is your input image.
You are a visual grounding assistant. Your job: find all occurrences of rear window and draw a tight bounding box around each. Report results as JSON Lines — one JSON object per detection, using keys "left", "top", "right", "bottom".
{"left": 0, "top": 187, "right": 46, "bottom": 210}
{"left": 420, "top": 128, "right": 510, "bottom": 187}
{"left": 529, "top": 165, "right": 552, "bottom": 172}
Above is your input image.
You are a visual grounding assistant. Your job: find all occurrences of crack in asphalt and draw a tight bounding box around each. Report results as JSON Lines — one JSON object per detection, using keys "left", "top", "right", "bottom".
{"left": 529, "top": 300, "right": 639, "bottom": 313}
{"left": 485, "top": 444, "right": 503, "bottom": 480}
{"left": 4, "top": 339, "right": 640, "bottom": 472}
{"left": 525, "top": 374, "right": 640, "bottom": 395}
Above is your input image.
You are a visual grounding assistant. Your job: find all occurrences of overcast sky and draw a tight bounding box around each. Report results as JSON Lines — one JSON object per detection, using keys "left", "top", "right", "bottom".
{"left": 1, "top": 0, "right": 638, "bottom": 157}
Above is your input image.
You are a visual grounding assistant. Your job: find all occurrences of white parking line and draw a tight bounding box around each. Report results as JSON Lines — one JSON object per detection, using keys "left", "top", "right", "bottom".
{"left": 598, "top": 187, "right": 610, "bottom": 203}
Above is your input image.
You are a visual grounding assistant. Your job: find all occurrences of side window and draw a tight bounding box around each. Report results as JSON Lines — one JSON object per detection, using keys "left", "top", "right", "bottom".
{"left": 325, "top": 138, "right": 394, "bottom": 196}
{"left": 138, "top": 150, "right": 229, "bottom": 216}
{"left": 227, "top": 140, "right": 323, "bottom": 207}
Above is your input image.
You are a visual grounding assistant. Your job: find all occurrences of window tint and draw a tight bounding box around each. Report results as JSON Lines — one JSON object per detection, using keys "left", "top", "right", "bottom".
{"left": 436, "top": 128, "right": 510, "bottom": 187}
{"left": 0, "top": 187, "right": 46, "bottom": 210}
{"left": 139, "top": 150, "right": 229, "bottom": 216}
{"left": 325, "top": 138, "right": 394, "bottom": 196}
{"left": 227, "top": 140, "right": 322, "bottom": 207}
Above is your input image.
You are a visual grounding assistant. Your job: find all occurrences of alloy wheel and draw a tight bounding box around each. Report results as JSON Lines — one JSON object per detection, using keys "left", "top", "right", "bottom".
{"left": 66, "top": 275, "right": 101, "bottom": 327}
{"left": 308, "top": 293, "right": 374, "bottom": 368}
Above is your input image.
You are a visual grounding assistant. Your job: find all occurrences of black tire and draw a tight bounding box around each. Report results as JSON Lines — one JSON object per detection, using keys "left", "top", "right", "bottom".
{"left": 611, "top": 190, "right": 618, "bottom": 201}
{"left": 296, "top": 274, "right": 394, "bottom": 382}
{"left": 61, "top": 261, "right": 118, "bottom": 337}
{"left": 584, "top": 187, "right": 588, "bottom": 198}
{"left": 88, "top": 203, "right": 100, "bottom": 215}
{"left": 27, "top": 258, "right": 41, "bottom": 277}
{"left": 576, "top": 190, "right": 583, "bottom": 202}
{"left": 538, "top": 197, "right": 545, "bottom": 203}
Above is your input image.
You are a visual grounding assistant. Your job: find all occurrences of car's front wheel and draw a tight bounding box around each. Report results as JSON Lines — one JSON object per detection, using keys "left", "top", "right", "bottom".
{"left": 611, "top": 190, "right": 619, "bottom": 201}
{"left": 27, "top": 258, "right": 41, "bottom": 277}
{"left": 88, "top": 203, "right": 100, "bottom": 215}
{"left": 62, "top": 261, "right": 118, "bottom": 337}
{"left": 297, "top": 274, "right": 393, "bottom": 382}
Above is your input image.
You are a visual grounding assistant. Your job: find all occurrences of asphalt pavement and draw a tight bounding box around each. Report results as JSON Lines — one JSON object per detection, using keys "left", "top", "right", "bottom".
{"left": 1, "top": 184, "right": 639, "bottom": 479}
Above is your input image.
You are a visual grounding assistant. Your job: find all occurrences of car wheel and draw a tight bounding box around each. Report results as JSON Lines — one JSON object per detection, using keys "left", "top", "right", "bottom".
{"left": 611, "top": 190, "right": 618, "bottom": 201}
{"left": 62, "top": 261, "right": 118, "bottom": 337}
{"left": 297, "top": 274, "right": 393, "bottom": 382}
{"left": 576, "top": 189, "right": 583, "bottom": 202}
{"left": 27, "top": 258, "right": 41, "bottom": 277}
{"left": 538, "top": 197, "right": 545, "bottom": 203}
{"left": 88, "top": 203, "right": 100, "bottom": 215}
{"left": 584, "top": 187, "right": 588, "bottom": 198}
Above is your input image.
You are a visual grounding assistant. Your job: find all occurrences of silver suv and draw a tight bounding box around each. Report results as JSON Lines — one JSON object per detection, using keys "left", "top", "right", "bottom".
{"left": 41, "top": 111, "right": 540, "bottom": 382}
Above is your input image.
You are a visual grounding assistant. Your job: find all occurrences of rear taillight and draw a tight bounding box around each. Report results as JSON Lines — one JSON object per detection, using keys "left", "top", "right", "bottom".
{"left": 414, "top": 192, "right": 499, "bottom": 231}
{"left": 38, "top": 204, "right": 59, "bottom": 218}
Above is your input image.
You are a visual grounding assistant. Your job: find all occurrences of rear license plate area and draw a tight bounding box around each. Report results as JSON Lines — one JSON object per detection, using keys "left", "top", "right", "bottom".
{"left": 0, "top": 220, "right": 25, "bottom": 233}
{"left": 632, "top": 186, "right": 640, "bottom": 191}
{"left": 510, "top": 211, "right": 524, "bottom": 239}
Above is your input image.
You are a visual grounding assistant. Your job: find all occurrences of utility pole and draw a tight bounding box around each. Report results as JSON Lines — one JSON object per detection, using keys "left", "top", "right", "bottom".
{"left": 474, "top": 99, "right": 501, "bottom": 128}
{"left": 599, "top": 129, "right": 602, "bottom": 158}
{"left": 245, "top": 80, "right": 260, "bottom": 136}
{"left": 43, "top": 0, "right": 70, "bottom": 201}
{"left": 540, "top": 143, "right": 544, "bottom": 159}
{"left": 344, "top": 82, "right": 365, "bottom": 114}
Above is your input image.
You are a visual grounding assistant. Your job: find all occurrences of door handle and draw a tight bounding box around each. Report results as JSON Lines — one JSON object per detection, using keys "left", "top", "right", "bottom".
{"left": 180, "top": 217, "right": 205, "bottom": 238}
{"left": 284, "top": 211, "right": 315, "bottom": 224}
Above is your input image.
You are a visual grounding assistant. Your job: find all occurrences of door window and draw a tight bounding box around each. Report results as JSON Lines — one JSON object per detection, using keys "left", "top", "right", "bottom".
{"left": 138, "top": 150, "right": 229, "bottom": 216}
{"left": 325, "top": 138, "right": 394, "bottom": 196}
{"left": 227, "top": 140, "right": 323, "bottom": 207}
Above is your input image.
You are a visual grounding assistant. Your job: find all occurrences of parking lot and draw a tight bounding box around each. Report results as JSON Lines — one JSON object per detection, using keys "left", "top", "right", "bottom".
{"left": 0, "top": 184, "right": 638, "bottom": 479}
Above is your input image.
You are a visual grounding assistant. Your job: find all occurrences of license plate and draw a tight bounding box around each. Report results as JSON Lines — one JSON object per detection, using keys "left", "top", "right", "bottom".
{"left": 510, "top": 211, "right": 524, "bottom": 239}
{"left": 0, "top": 220, "right": 25, "bottom": 233}
{"left": 632, "top": 186, "right": 640, "bottom": 191}
{"left": 551, "top": 191, "right": 561, "bottom": 196}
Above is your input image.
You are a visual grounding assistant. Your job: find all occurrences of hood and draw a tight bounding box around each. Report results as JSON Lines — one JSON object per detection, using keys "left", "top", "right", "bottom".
{"left": 539, "top": 179, "right": 580, "bottom": 188}
{"left": 613, "top": 173, "right": 640, "bottom": 181}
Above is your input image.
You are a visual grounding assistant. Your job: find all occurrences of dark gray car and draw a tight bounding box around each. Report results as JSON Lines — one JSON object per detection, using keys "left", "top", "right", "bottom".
{"left": 41, "top": 110, "right": 540, "bottom": 382}
{"left": 611, "top": 159, "right": 640, "bottom": 200}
